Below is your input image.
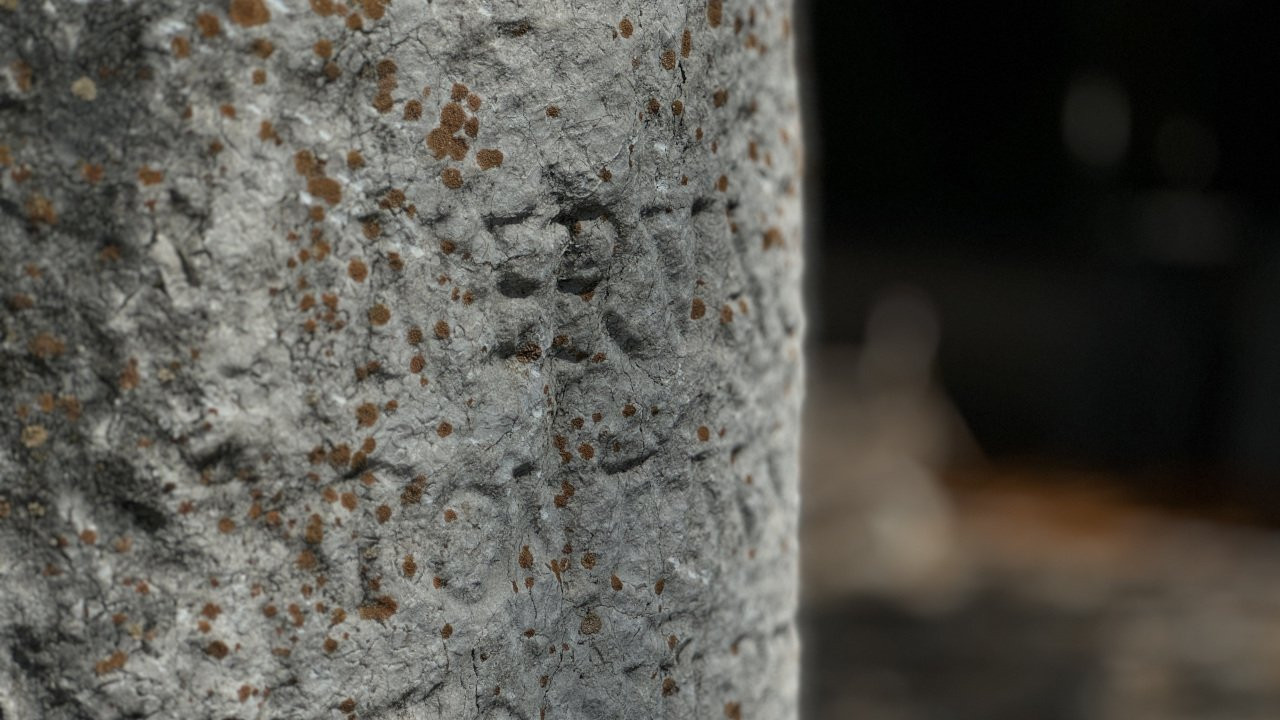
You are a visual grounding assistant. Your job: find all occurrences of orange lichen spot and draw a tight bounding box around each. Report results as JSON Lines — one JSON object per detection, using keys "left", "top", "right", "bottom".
{"left": 355, "top": 402, "right": 379, "bottom": 428}
{"left": 172, "top": 36, "right": 192, "bottom": 58}
{"left": 441, "top": 167, "right": 463, "bottom": 189}
{"left": 578, "top": 444, "right": 595, "bottom": 460}
{"left": 347, "top": 149, "right": 365, "bottom": 168}
{"left": 313, "top": 38, "right": 333, "bottom": 58}
{"left": 707, "top": 0, "right": 723, "bottom": 27}
{"left": 201, "top": 603, "right": 222, "bottom": 620}
{"left": 358, "top": 595, "right": 398, "bottom": 621}
{"left": 217, "top": 517, "right": 235, "bottom": 533}
{"left": 29, "top": 332, "right": 65, "bottom": 358}
{"left": 25, "top": 194, "right": 57, "bottom": 225}
{"left": 619, "top": 18, "right": 634, "bottom": 38}
{"left": 716, "top": 174, "right": 728, "bottom": 192}
{"left": 580, "top": 613, "right": 602, "bottom": 635}
{"left": 346, "top": 258, "right": 368, "bottom": 283}
{"left": 646, "top": 97, "right": 661, "bottom": 115}
{"left": 581, "top": 552, "right": 598, "bottom": 569}
{"left": 363, "top": 0, "right": 388, "bottom": 20}
{"left": 340, "top": 492, "right": 358, "bottom": 511}
{"left": 443, "top": 508, "right": 457, "bottom": 522}
{"left": 610, "top": 574, "right": 623, "bottom": 591}
{"left": 450, "top": 83, "right": 469, "bottom": 101}
{"left": 671, "top": 99, "right": 684, "bottom": 116}
{"left": 310, "top": 0, "right": 334, "bottom": 15}
{"left": 476, "top": 148, "right": 504, "bottom": 169}
{"left": 251, "top": 38, "right": 275, "bottom": 58}
{"left": 205, "top": 640, "right": 230, "bottom": 659}
{"left": 94, "top": 651, "right": 128, "bottom": 675}
{"left": 262, "top": 604, "right": 278, "bottom": 618}
{"left": 367, "top": 304, "right": 391, "bottom": 326}
{"left": 724, "top": 701, "right": 742, "bottom": 719}
{"left": 304, "top": 513, "right": 324, "bottom": 544}
{"left": 690, "top": 298, "right": 707, "bottom": 319}
{"left": 373, "top": 93, "right": 396, "bottom": 115}
{"left": 321, "top": 636, "right": 338, "bottom": 653}
{"left": 546, "top": 105, "right": 561, "bottom": 118}
{"left": 375, "top": 504, "right": 392, "bottom": 523}
{"left": 519, "top": 546, "right": 534, "bottom": 569}
{"left": 403, "top": 99, "right": 423, "bottom": 120}
{"left": 196, "top": 12, "right": 222, "bottom": 37}
{"left": 238, "top": 685, "right": 253, "bottom": 702}
{"left": 440, "top": 623, "right": 454, "bottom": 639}
{"left": 763, "top": 226, "right": 784, "bottom": 250}
{"left": 697, "top": 426, "right": 711, "bottom": 442}
{"left": 229, "top": 0, "right": 270, "bottom": 27}
{"left": 433, "top": 320, "right": 450, "bottom": 340}
{"left": 399, "top": 553, "right": 417, "bottom": 577}
{"left": 466, "top": 93, "right": 482, "bottom": 111}
{"left": 661, "top": 49, "right": 677, "bottom": 70}
{"left": 308, "top": 176, "right": 342, "bottom": 205}
{"left": 345, "top": 12, "right": 364, "bottom": 30}
{"left": 682, "top": 29, "right": 693, "bottom": 57}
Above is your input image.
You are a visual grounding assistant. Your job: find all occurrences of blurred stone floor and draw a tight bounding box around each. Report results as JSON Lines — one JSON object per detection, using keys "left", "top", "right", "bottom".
{"left": 800, "top": 340, "right": 1280, "bottom": 720}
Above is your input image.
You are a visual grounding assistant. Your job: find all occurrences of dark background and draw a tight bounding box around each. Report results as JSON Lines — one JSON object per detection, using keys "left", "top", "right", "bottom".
{"left": 806, "top": 0, "right": 1280, "bottom": 505}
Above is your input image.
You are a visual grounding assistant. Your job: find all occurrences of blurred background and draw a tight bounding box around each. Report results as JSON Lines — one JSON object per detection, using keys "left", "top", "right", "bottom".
{"left": 796, "top": 1, "right": 1280, "bottom": 718}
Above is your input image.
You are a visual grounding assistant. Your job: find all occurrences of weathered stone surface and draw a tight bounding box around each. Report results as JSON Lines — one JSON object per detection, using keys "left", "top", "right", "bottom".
{"left": 0, "top": 1, "right": 803, "bottom": 717}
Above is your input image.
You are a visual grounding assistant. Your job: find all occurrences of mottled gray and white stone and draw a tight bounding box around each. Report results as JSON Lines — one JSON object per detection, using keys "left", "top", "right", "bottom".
{"left": 0, "top": 1, "right": 803, "bottom": 717}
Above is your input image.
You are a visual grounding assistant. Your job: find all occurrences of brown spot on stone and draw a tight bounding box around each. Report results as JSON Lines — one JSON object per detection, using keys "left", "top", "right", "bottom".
{"left": 348, "top": 258, "right": 368, "bottom": 282}
{"left": 25, "top": 194, "right": 57, "bottom": 225}
{"left": 94, "top": 651, "right": 128, "bottom": 675}
{"left": 451, "top": 83, "right": 469, "bottom": 101}
{"left": 476, "top": 148, "right": 504, "bottom": 169}
{"left": 662, "top": 677, "right": 679, "bottom": 696}
{"left": 713, "top": 88, "right": 728, "bottom": 107}
{"left": 724, "top": 701, "right": 742, "bottom": 719}
{"left": 375, "top": 504, "right": 391, "bottom": 523}
{"left": 358, "top": 595, "right": 398, "bottom": 621}
{"left": 441, "top": 623, "right": 454, "bottom": 639}
{"left": 434, "top": 320, "right": 450, "bottom": 339}
{"left": 691, "top": 298, "right": 706, "bottom": 319}
{"left": 172, "top": 36, "right": 191, "bottom": 58}
{"left": 578, "top": 444, "right": 595, "bottom": 460}
{"left": 402, "top": 553, "right": 417, "bottom": 577}
{"left": 339, "top": 698, "right": 357, "bottom": 714}
{"left": 368, "top": 304, "right": 390, "bottom": 326}
{"left": 441, "top": 167, "right": 463, "bottom": 189}
{"left": 579, "top": 613, "right": 602, "bottom": 635}
{"left": 347, "top": 149, "right": 365, "bottom": 169}
{"left": 313, "top": 38, "right": 332, "bottom": 58}
{"left": 707, "top": 0, "right": 723, "bottom": 27}
{"left": 661, "top": 49, "right": 677, "bottom": 70}
{"left": 205, "top": 640, "right": 229, "bottom": 659}
{"left": 654, "top": 578, "right": 666, "bottom": 595}
{"left": 697, "top": 426, "right": 711, "bottom": 442}
{"left": 217, "top": 517, "right": 235, "bottom": 533}
{"left": 308, "top": 176, "right": 342, "bottom": 205}
{"left": 610, "top": 574, "right": 623, "bottom": 591}
{"left": 251, "top": 38, "right": 274, "bottom": 57}
{"left": 229, "top": 0, "right": 270, "bottom": 27}
{"left": 437, "top": 422, "right": 453, "bottom": 438}
{"left": 545, "top": 105, "right": 560, "bottom": 117}
{"left": 196, "top": 12, "right": 222, "bottom": 38}
{"left": 519, "top": 546, "right": 534, "bottom": 569}
{"left": 440, "top": 102, "right": 466, "bottom": 131}
{"left": 355, "top": 402, "right": 379, "bottom": 427}
{"left": 763, "top": 226, "right": 784, "bottom": 250}
{"left": 619, "top": 18, "right": 634, "bottom": 38}
{"left": 716, "top": 174, "right": 728, "bottom": 192}
{"left": 323, "top": 637, "right": 338, "bottom": 653}
{"left": 443, "top": 508, "right": 457, "bottom": 522}
{"left": 682, "top": 29, "right": 693, "bottom": 57}
{"left": 29, "top": 332, "right": 65, "bottom": 358}
{"left": 404, "top": 99, "right": 423, "bottom": 120}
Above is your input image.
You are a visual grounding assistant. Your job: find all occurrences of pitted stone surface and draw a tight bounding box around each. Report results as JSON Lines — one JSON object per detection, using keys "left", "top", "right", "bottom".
{"left": 0, "top": 1, "right": 803, "bottom": 718}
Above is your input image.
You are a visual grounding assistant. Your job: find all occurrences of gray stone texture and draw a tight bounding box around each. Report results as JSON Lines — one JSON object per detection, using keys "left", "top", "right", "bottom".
{"left": 0, "top": 0, "right": 803, "bottom": 717}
